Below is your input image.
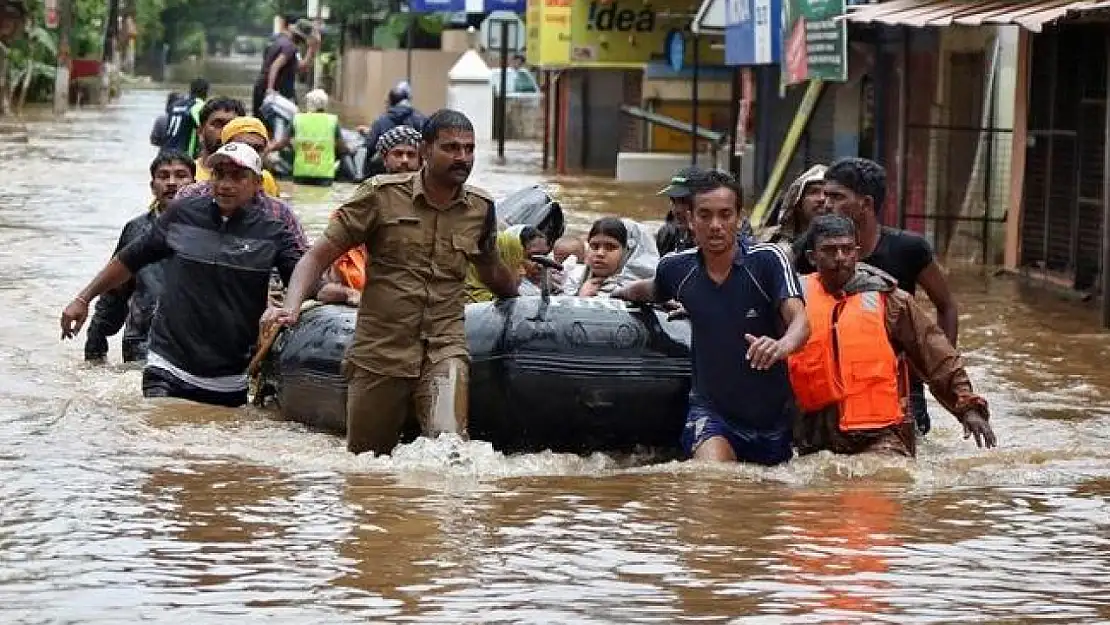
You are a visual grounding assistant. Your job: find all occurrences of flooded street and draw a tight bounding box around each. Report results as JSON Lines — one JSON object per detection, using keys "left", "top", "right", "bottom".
{"left": 3, "top": 89, "right": 1110, "bottom": 623}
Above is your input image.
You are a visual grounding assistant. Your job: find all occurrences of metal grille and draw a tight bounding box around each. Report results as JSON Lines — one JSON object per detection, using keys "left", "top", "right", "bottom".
{"left": 901, "top": 123, "right": 1013, "bottom": 264}
{"left": 1019, "top": 24, "right": 1107, "bottom": 286}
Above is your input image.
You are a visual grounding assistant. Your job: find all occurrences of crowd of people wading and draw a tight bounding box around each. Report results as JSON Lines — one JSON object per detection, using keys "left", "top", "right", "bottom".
{"left": 57, "top": 16, "right": 997, "bottom": 463}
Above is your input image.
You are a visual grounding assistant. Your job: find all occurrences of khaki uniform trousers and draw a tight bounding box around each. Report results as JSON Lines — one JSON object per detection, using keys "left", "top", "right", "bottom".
{"left": 344, "top": 356, "right": 469, "bottom": 455}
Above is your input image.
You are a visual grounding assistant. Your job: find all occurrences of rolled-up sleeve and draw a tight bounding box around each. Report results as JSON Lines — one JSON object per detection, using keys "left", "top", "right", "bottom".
{"left": 118, "top": 211, "right": 172, "bottom": 272}
{"left": 324, "top": 185, "right": 380, "bottom": 251}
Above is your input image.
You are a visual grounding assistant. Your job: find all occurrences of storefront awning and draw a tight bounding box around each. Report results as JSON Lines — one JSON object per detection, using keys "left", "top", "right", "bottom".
{"left": 692, "top": 0, "right": 727, "bottom": 34}
{"left": 843, "top": 0, "right": 1110, "bottom": 32}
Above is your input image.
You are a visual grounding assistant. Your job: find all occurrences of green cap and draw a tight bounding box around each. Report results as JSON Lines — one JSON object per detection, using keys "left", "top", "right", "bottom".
{"left": 657, "top": 166, "right": 705, "bottom": 199}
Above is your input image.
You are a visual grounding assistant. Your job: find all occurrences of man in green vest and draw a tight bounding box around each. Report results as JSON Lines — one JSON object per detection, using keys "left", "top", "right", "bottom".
{"left": 275, "top": 88, "right": 353, "bottom": 186}
{"left": 186, "top": 80, "right": 207, "bottom": 158}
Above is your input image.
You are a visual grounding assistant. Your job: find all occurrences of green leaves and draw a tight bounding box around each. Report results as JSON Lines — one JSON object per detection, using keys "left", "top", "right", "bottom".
{"left": 25, "top": 25, "right": 56, "bottom": 57}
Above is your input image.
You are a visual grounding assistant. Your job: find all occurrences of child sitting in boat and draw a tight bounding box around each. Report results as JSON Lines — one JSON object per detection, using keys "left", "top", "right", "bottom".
{"left": 573, "top": 217, "right": 660, "bottom": 298}
{"left": 550, "top": 235, "right": 586, "bottom": 294}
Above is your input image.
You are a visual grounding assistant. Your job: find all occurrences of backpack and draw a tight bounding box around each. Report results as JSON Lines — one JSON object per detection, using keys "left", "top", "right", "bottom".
{"left": 162, "top": 95, "right": 197, "bottom": 153}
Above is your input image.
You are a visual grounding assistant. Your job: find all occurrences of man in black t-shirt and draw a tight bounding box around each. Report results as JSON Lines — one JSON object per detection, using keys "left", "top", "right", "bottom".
{"left": 801, "top": 157, "right": 960, "bottom": 436}
{"left": 252, "top": 17, "right": 318, "bottom": 120}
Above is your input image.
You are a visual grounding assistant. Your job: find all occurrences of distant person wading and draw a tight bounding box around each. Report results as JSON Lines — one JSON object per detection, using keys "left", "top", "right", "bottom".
{"left": 252, "top": 17, "right": 319, "bottom": 122}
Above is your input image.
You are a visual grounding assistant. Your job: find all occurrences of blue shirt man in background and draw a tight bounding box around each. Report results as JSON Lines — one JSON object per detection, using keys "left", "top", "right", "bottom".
{"left": 613, "top": 169, "right": 810, "bottom": 465}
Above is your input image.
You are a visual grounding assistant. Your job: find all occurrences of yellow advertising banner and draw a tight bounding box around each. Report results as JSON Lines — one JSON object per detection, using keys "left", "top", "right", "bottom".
{"left": 569, "top": 0, "right": 723, "bottom": 68}
{"left": 527, "top": 0, "right": 724, "bottom": 68}
{"left": 526, "top": 0, "right": 572, "bottom": 66}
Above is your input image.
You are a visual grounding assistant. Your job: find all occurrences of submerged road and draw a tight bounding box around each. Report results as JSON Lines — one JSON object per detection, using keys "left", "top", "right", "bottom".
{"left": 0, "top": 90, "right": 1109, "bottom": 623}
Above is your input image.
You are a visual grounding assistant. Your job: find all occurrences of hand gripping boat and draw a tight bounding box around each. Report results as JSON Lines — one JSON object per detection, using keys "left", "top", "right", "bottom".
{"left": 254, "top": 187, "right": 693, "bottom": 453}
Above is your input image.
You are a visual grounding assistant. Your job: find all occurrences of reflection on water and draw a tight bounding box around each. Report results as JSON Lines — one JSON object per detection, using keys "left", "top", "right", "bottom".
{"left": 1, "top": 90, "right": 1110, "bottom": 623}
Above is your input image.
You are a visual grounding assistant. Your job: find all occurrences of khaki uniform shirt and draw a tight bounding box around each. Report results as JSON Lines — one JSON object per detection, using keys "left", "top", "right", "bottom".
{"left": 323, "top": 171, "right": 497, "bottom": 378}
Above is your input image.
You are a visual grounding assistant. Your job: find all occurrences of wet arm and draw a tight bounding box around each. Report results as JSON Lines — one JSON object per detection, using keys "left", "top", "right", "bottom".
{"left": 287, "top": 189, "right": 377, "bottom": 311}
{"left": 918, "top": 261, "right": 959, "bottom": 346}
{"left": 297, "top": 38, "right": 319, "bottom": 72}
{"left": 777, "top": 297, "right": 810, "bottom": 354}
{"left": 266, "top": 53, "right": 289, "bottom": 92}
{"left": 74, "top": 259, "right": 135, "bottom": 305}
{"left": 87, "top": 221, "right": 140, "bottom": 339}
{"left": 87, "top": 287, "right": 130, "bottom": 334}
{"left": 888, "top": 290, "right": 987, "bottom": 423}
{"left": 611, "top": 279, "right": 657, "bottom": 303}
{"left": 83, "top": 214, "right": 172, "bottom": 303}
{"left": 284, "top": 240, "right": 345, "bottom": 309}
{"left": 765, "top": 245, "right": 809, "bottom": 352}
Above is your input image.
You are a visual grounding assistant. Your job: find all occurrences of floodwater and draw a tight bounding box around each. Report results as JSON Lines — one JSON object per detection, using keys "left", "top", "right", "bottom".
{"left": 1, "top": 89, "right": 1110, "bottom": 624}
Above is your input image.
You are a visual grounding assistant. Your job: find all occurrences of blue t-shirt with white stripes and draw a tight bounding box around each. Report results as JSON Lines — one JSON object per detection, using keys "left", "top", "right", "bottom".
{"left": 654, "top": 241, "right": 804, "bottom": 432}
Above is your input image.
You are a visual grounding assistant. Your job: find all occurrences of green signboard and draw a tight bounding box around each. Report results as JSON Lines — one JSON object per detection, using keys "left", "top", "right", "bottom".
{"left": 781, "top": 0, "right": 846, "bottom": 85}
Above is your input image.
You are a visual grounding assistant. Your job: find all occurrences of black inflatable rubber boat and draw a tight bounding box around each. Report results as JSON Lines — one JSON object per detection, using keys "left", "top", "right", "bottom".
{"left": 494, "top": 184, "right": 566, "bottom": 245}
{"left": 254, "top": 185, "right": 691, "bottom": 453}
{"left": 256, "top": 296, "right": 692, "bottom": 453}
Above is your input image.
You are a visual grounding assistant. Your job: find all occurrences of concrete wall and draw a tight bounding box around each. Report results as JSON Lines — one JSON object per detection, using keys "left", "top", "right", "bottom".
{"left": 506, "top": 98, "right": 542, "bottom": 140}
{"left": 335, "top": 48, "right": 462, "bottom": 126}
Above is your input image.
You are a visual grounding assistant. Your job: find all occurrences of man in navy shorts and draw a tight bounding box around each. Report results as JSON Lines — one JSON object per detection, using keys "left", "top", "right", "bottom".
{"left": 613, "top": 170, "right": 810, "bottom": 465}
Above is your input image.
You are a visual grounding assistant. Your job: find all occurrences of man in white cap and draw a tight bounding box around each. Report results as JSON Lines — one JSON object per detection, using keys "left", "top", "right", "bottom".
{"left": 60, "top": 143, "right": 316, "bottom": 407}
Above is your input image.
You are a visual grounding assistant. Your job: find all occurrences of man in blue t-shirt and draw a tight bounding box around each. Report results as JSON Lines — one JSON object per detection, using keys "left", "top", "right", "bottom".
{"left": 613, "top": 170, "right": 810, "bottom": 465}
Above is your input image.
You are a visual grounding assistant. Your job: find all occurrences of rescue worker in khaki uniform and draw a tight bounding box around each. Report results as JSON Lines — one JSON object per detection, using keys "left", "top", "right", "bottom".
{"left": 788, "top": 214, "right": 997, "bottom": 456}
{"left": 317, "top": 124, "right": 425, "bottom": 306}
{"left": 273, "top": 109, "right": 519, "bottom": 455}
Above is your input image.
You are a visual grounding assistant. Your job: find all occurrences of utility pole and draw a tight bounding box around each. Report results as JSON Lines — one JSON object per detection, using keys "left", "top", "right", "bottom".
{"left": 405, "top": 13, "right": 414, "bottom": 83}
{"left": 101, "top": 0, "right": 120, "bottom": 105}
{"left": 53, "top": 0, "right": 71, "bottom": 115}
{"left": 496, "top": 20, "right": 508, "bottom": 160}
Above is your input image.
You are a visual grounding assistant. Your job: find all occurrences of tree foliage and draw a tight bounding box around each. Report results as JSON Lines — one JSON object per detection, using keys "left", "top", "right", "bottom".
{"left": 135, "top": 0, "right": 272, "bottom": 60}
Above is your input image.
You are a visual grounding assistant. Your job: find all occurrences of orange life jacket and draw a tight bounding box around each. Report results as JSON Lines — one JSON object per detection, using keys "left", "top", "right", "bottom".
{"left": 332, "top": 245, "right": 368, "bottom": 291}
{"left": 788, "top": 273, "right": 903, "bottom": 431}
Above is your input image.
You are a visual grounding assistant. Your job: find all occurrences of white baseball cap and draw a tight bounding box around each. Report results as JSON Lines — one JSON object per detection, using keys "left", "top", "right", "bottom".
{"left": 207, "top": 142, "right": 263, "bottom": 176}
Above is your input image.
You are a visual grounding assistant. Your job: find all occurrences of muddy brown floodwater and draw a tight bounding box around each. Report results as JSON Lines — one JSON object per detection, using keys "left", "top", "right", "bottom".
{"left": 2, "top": 89, "right": 1110, "bottom": 624}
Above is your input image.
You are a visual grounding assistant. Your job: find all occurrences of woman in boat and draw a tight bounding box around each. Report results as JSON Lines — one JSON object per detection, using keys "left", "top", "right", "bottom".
{"left": 574, "top": 217, "right": 660, "bottom": 298}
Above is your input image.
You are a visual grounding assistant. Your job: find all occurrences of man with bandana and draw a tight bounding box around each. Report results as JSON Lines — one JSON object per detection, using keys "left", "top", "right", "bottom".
{"left": 317, "top": 124, "right": 425, "bottom": 305}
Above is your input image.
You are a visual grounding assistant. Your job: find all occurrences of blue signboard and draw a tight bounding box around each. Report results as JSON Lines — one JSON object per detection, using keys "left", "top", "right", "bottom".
{"left": 484, "top": 0, "right": 526, "bottom": 12}
{"left": 725, "top": 0, "right": 782, "bottom": 66}
{"left": 665, "top": 30, "right": 685, "bottom": 72}
{"left": 411, "top": 0, "right": 467, "bottom": 13}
